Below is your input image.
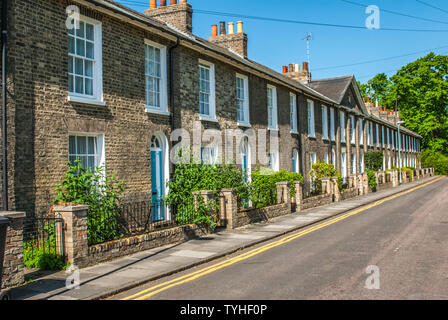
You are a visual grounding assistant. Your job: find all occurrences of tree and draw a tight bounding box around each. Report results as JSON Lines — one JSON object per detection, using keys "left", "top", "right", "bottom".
{"left": 359, "top": 53, "right": 448, "bottom": 154}
{"left": 391, "top": 53, "right": 448, "bottom": 153}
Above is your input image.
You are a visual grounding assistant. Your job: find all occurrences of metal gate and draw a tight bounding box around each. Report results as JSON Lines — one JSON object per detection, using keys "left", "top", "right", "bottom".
{"left": 23, "top": 215, "right": 65, "bottom": 261}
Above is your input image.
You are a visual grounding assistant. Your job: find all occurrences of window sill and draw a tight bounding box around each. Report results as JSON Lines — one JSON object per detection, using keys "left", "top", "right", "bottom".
{"left": 200, "top": 116, "right": 219, "bottom": 123}
{"left": 68, "top": 96, "right": 106, "bottom": 107}
{"left": 268, "top": 127, "right": 279, "bottom": 131}
{"left": 290, "top": 130, "right": 299, "bottom": 135}
{"left": 146, "top": 108, "right": 171, "bottom": 116}
{"left": 238, "top": 122, "right": 252, "bottom": 128}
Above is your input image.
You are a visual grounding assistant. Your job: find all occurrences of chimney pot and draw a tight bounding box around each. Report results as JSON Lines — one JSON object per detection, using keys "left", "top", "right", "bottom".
{"left": 170, "top": 0, "right": 177, "bottom": 5}
{"left": 180, "top": 0, "right": 187, "bottom": 3}
{"left": 294, "top": 64, "right": 300, "bottom": 72}
{"left": 160, "top": 0, "right": 167, "bottom": 7}
{"left": 219, "top": 21, "right": 226, "bottom": 35}
{"left": 228, "top": 22, "right": 234, "bottom": 34}
{"left": 288, "top": 64, "right": 294, "bottom": 73}
{"left": 282, "top": 66, "right": 288, "bottom": 74}
{"left": 237, "top": 21, "right": 243, "bottom": 33}
{"left": 150, "top": 0, "right": 157, "bottom": 9}
{"left": 302, "top": 62, "right": 309, "bottom": 72}
{"left": 211, "top": 25, "right": 218, "bottom": 37}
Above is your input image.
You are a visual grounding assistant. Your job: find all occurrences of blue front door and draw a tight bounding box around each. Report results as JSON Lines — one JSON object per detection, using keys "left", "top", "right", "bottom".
{"left": 151, "top": 149, "right": 164, "bottom": 222}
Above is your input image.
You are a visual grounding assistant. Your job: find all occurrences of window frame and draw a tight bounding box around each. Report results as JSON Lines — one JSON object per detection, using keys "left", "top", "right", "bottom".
{"left": 340, "top": 111, "right": 346, "bottom": 143}
{"left": 307, "top": 100, "right": 315, "bottom": 138}
{"left": 236, "top": 73, "right": 250, "bottom": 127}
{"left": 144, "top": 39, "right": 168, "bottom": 115}
{"left": 330, "top": 107, "right": 335, "bottom": 141}
{"left": 68, "top": 133, "right": 105, "bottom": 172}
{"left": 67, "top": 15, "right": 104, "bottom": 106}
{"left": 322, "top": 105, "right": 328, "bottom": 140}
{"left": 290, "top": 93, "right": 298, "bottom": 134}
{"left": 267, "top": 85, "right": 278, "bottom": 130}
{"left": 359, "top": 119, "right": 364, "bottom": 145}
{"left": 198, "top": 59, "right": 217, "bottom": 121}
{"left": 200, "top": 145, "right": 218, "bottom": 165}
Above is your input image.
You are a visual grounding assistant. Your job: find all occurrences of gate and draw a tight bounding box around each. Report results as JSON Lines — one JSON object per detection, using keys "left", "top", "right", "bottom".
{"left": 23, "top": 215, "right": 65, "bottom": 262}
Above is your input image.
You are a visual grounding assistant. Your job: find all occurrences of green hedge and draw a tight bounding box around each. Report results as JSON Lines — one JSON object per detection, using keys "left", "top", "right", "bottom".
{"left": 250, "top": 168, "right": 303, "bottom": 208}
{"left": 165, "top": 164, "right": 251, "bottom": 226}
{"left": 309, "top": 162, "right": 342, "bottom": 193}
{"left": 419, "top": 150, "right": 448, "bottom": 175}
{"left": 365, "top": 151, "right": 384, "bottom": 171}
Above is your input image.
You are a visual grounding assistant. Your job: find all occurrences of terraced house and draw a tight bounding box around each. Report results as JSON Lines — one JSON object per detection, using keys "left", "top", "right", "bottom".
{"left": 0, "top": 0, "right": 422, "bottom": 220}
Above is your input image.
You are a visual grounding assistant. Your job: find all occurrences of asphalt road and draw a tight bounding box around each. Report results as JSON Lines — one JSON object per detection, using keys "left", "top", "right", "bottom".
{"left": 114, "top": 177, "right": 448, "bottom": 300}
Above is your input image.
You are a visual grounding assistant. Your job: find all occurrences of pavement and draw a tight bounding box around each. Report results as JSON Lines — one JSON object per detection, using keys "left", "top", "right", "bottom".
{"left": 6, "top": 175, "right": 443, "bottom": 300}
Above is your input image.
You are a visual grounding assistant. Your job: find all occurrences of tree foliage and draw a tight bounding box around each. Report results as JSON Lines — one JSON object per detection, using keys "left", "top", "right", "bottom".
{"left": 359, "top": 53, "right": 448, "bottom": 154}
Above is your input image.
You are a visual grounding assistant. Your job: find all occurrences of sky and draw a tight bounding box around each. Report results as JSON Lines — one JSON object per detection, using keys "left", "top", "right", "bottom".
{"left": 116, "top": 0, "right": 448, "bottom": 84}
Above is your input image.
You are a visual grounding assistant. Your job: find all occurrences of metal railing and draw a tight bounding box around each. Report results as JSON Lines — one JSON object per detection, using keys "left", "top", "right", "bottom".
{"left": 23, "top": 215, "right": 65, "bottom": 262}
{"left": 87, "top": 200, "right": 179, "bottom": 246}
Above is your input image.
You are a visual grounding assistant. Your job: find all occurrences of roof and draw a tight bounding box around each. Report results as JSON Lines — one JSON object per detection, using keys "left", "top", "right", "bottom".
{"left": 88, "top": 0, "right": 338, "bottom": 105}
{"left": 307, "top": 75, "right": 354, "bottom": 104}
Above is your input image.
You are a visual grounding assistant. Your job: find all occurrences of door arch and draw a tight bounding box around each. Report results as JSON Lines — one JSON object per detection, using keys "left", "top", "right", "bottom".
{"left": 151, "top": 133, "right": 169, "bottom": 222}
{"left": 240, "top": 137, "right": 251, "bottom": 182}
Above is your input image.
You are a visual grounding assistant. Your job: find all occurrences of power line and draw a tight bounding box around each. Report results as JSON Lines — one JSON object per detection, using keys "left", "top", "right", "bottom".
{"left": 115, "top": 1, "right": 448, "bottom": 32}
{"left": 194, "top": 9, "right": 448, "bottom": 33}
{"left": 313, "top": 44, "right": 448, "bottom": 71}
{"left": 415, "top": 0, "right": 448, "bottom": 15}
{"left": 356, "top": 50, "right": 448, "bottom": 80}
{"left": 341, "top": 0, "right": 448, "bottom": 25}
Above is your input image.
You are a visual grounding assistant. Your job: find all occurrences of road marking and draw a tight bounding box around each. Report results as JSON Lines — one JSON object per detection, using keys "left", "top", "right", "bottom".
{"left": 122, "top": 176, "right": 445, "bottom": 300}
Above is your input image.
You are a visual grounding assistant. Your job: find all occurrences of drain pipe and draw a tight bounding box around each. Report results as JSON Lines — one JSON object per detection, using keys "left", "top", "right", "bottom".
{"left": 1, "top": 0, "right": 8, "bottom": 211}
{"left": 168, "top": 38, "right": 180, "bottom": 181}
{"left": 169, "top": 37, "right": 180, "bottom": 133}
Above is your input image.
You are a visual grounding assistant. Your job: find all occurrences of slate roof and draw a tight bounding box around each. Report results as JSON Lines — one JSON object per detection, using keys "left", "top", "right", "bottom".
{"left": 91, "top": 0, "right": 338, "bottom": 105}
{"left": 307, "top": 75, "right": 354, "bottom": 104}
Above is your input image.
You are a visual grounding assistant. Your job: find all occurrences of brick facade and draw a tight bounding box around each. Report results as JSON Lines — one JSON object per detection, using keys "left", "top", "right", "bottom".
{"left": 1, "top": 0, "right": 422, "bottom": 221}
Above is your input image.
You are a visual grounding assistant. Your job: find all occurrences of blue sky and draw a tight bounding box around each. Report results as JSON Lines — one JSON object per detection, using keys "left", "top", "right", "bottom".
{"left": 117, "top": 0, "right": 448, "bottom": 83}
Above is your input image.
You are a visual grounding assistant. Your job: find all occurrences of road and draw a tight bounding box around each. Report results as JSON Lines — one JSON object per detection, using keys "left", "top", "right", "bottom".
{"left": 113, "top": 177, "right": 448, "bottom": 300}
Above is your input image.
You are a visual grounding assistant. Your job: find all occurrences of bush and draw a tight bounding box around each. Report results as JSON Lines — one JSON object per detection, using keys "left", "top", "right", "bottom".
{"left": 24, "top": 243, "right": 67, "bottom": 270}
{"left": 401, "top": 167, "right": 413, "bottom": 179}
{"left": 419, "top": 149, "right": 448, "bottom": 175}
{"left": 54, "top": 160, "right": 125, "bottom": 245}
{"left": 365, "top": 168, "right": 377, "bottom": 191}
{"left": 165, "top": 163, "right": 251, "bottom": 227}
{"left": 250, "top": 168, "right": 303, "bottom": 208}
{"left": 309, "top": 162, "right": 342, "bottom": 193}
{"left": 365, "top": 151, "right": 384, "bottom": 171}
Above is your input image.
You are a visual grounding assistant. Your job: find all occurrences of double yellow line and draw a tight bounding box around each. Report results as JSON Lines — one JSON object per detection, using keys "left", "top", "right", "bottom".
{"left": 122, "top": 176, "right": 444, "bottom": 300}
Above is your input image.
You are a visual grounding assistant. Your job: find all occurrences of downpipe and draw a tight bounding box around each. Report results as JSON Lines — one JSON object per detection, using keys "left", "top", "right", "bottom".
{"left": 1, "top": 0, "right": 8, "bottom": 211}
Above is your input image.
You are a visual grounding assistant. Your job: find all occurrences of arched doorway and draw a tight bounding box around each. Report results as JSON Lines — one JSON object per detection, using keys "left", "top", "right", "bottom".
{"left": 151, "top": 134, "right": 169, "bottom": 222}
{"left": 240, "top": 137, "right": 251, "bottom": 182}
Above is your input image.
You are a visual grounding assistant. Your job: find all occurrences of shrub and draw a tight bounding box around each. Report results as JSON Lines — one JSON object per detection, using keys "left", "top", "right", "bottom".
{"left": 365, "top": 151, "right": 384, "bottom": 171}
{"left": 250, "top": 168, "right": 303, "bottom": 208}
{"left": 24, "top": 243, "right": 67, "bottom": 270}
{"left": 419, "top": 149, "right": 448, "bottom": 175}
{"left": 54, "top": 160, "right": 125, "bottom": 245}
{"left": 165, "top": 163, "right": 251, "bottom": 227}
{"left": 401, "top": 167, "right": 413, "bottom": 179}
{"left": 365, "top": 168, "right": 377, "bottom": 191}
{"left": 309, "top": 162, "right": 342, "bottom": 193}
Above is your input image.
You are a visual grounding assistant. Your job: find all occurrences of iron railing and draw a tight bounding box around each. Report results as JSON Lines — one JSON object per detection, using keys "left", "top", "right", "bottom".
{"left": 87, "top": 200, "right": 179, "bottom": 245}
{"left": 23, "top": 215, "right": 65, "bottom": 262}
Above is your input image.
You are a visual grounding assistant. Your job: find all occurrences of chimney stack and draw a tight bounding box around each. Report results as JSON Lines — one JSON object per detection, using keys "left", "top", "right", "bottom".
{"left": 282, "top": 61, "right": 310, "bottom": 83}
{"left": 208, "top": 20, "right": 248, "bottom": 59}
{"left": 145, "top": 0, "right": 193, "bottom": 34}
{"left": 282, "top": 66, "right": 288, "bottom": 74}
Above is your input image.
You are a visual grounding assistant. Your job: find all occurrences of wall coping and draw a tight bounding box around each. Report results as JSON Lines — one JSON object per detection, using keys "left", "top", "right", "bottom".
{"left": 0, "top": 211, "right": 26, "bottom": 219}
{"left": 53, "top": 204, "right": 89, "bottom": 212}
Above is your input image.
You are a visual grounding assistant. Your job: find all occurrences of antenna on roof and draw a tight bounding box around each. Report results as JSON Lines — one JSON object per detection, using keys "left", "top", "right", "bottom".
{"left": 302, "top": 32, "right": 312, "bottom": 82}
